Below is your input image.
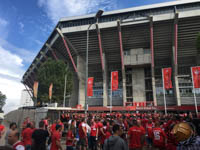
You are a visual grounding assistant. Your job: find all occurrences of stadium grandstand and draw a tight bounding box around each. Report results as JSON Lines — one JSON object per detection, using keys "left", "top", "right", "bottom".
{"left": 22, "top": 0, "right": 200, "bottom": 111}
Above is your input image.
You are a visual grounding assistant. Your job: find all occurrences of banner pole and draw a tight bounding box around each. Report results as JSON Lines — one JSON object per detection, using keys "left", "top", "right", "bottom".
{"left": 110, "top": 72, "right": 112, "bottom": 113}
{"left": 191, "top": 67, "right": 198, "bottom": 116}
{"left": 162, "top": 69, "right": 167, "bottom": 115}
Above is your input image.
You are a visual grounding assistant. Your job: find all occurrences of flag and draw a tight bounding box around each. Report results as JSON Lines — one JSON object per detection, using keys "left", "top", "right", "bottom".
{"left": 33, "top": 81, "right": 39, "bottom": 98}
{"left": 192, "top": 66, "right": 200, "bottom": 88}
{"left": 87, "top": 77, "right": 94, "bottom": 96}
{"left": 111, "top": 71, "right": 118, "bottom": 91}
{"left": 49, "top": 83, "right": 53, "bottom": 100}
{"left": 163, "top": 68, "right": 172, "bottom": 89}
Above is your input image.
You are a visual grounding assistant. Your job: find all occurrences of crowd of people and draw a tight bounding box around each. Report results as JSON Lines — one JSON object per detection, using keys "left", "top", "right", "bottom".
{"left": 0, "top": 111, "right": 200, "bottom": 150}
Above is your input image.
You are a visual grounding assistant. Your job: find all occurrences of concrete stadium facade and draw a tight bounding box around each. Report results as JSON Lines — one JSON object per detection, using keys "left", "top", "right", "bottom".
{"left": 22, "top": 0, "right": 200, "bottom": 108}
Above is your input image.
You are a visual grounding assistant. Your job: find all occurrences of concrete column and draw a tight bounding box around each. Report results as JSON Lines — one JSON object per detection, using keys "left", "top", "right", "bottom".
{"left": 117, "top": 21, "right": 127, "bottom": 105}
{"left": 122, "top": 70, "right": 127, "bottom": 105}
{"left": 150, "top": 16, "right": 157, "bottom": 106}
{"left": 132, "top": 68, "right": 146, "bottom": 102}
{"left": 77, "top": 56, "right": 86, "bottom": 107}
{"left": 103, "top": 53, "right": 108, "bottom": 106}
{"left": 173, "top": 13, "right": 181, "bottom": 106}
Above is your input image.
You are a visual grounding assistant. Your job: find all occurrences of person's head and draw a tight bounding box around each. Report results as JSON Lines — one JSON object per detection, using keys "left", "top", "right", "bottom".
{"left": 112, "top": 124, "right": 122, "bottom": 136}
{"left": 56, "top": 124, "right": 62, "bottom": 132}
{"left": 171, "top": 122, "right": 193, "bottom": 143}
{"left": 155, "top": 121, "right": 160, "bottom": 127}
{"left": 137, "top": 120, "right": 141, "bottom": 126}
{"left": 9, "top": 122, "right": 17, "bottom": 130}
{"left": 39, "top": 120, "right": 45, "bottom": 129}
{"left": 8, "top": 130, "right": 20, "bottom": 145}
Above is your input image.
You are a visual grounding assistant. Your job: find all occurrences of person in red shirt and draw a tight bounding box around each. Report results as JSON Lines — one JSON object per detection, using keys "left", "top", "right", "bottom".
{"left": 146, "top": 118, "right": 153, "bottom": 148}
{"left": 66, "top": 124, "right": 75, "bottom": 150}
{"left": 51, "top": 120, "right": 57, "bottom": 134}
{"left": 21, "top": 123, "right": 33, "bottom": 150}
{"left": 0, "top": 120, "right": 5, "bottom": 139}
{"left": 128, "top": 119, "right": 145, "bottom": 150}
{"left": 78, "top": 118, "right": 87, "bottom": 150}
{"left": 90, "top": 119, "right": 98, "bottom": 150}
{"left": 152, "top": 121, "right": 167, "bottom": 150}
{"left": 50, "top": 124, "right": 63, "bottom": 150}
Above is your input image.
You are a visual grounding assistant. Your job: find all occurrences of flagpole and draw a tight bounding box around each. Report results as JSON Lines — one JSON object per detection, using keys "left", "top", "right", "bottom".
{"left": 191, "top": 67, "right": 198, "bottom": 116}
{"left": 110, "top": 72, "right": 112, "bottom": 113}
{"left": 162, "top": 69, "right": 167, "bottom": 115}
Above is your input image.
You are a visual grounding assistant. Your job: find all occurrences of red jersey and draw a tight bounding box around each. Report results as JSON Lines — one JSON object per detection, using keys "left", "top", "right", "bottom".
{"left": 50, "top": 131, "right": 61, "bottom": 150}
{"left": 128, "top": 126, "right": 145, "bottom": 148}
{"left": 22, "top": 128, "right": 33, "bottom": 145}
{"left": 66, "top": 130, "right": 74, "bottom": 146}
{"left": 146, "top": 123, "right": 153, "bottom": 138}
{"left": 13, "top": 141, "right": 25, "bottom": 150}
{"left": 90, "top": 123, "right": 98, "bottom": 137}
{"left": 78, "top": 122, "right": 86, "bottom": 138}
{"left": 0, "top": 125, "right": 5, "bottom": 138}
{"left": 100, "top": 126, "right": 108, "bottom": 144}
{"left": 152, "top": 127, "right": 167, "bottom": 148}
{"left": 51, "top": 123, "right": 57, "bottom": 133}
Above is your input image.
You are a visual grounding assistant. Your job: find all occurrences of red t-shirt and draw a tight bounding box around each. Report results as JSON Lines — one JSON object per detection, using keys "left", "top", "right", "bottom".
{"left": 66, "top": 130, "right": 74, "bottom": 146}
{"left": 0, "top": 125, "right": 5, "bottom": 137}
{"left": 146, "top": 123, "right": 153, "bottom": 138}
{"left": 128, "top": 126, "right": 145, "bottom": 148}
{"left": 78, "top": 122, "right": 86, "bottom": 138}
{"left": 51, "top": 123, "right": 57, "bottom": 133}
{"left": 152, "top": 127, "right": 167, "bottom": 148}
{"left": 90, "top": 123, "right": 98, "bottom": 137}
{"left": 22, "top": 128, "right": 33, "bottom": 145}
{"left": 50, "top": 131, "right": 61, "bottom": 150}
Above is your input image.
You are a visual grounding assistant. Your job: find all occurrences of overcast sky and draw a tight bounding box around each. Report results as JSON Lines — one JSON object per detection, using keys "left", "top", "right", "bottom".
{"left": 0, "top": 0, "right": 176, "bottom": 114}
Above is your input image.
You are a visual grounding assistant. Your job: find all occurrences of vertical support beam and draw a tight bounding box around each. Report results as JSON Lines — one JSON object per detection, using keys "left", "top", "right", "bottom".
{"left": 96, "top": 24, "right": 108, "bottom": 106}
{"left": 117, "top": 20, "right": 127, "bottom": 106}
{"left": 23, "top": 83, "right": 34, "bottom": 102}
{"left": 173, "top": 13, "right": 181, "bottom": 106}
{"left": 150, "top": 16, "right": 157, "bottom": 106}
{"left": 56, "top": 28, "right": 78, "bottom": 74}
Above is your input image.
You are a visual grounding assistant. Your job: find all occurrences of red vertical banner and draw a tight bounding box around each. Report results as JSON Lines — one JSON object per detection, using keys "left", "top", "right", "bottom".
{"left": 49, "top": 83, "right": 53, "bottom": 100}
{"left": 192, "top": 67, "right": 200, "bottom": 88}
{"left": 111, "top": 71, "right": 118, "bottom": 91}
{"left": 87, "top": 77, "right": 94, "bottom": 96}
{"left": 33, "top": 81, "right": 39, "bottom": 98}
{"left": 163, "top": 68, "right": 172, "bottom": 89}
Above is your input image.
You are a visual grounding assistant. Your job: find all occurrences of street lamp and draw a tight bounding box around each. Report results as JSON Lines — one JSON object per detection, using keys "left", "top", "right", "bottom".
{"left": 85, "top": 10, "right": 104, "bottom": 116}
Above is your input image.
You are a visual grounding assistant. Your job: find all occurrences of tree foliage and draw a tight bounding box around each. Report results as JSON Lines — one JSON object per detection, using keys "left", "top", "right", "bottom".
{"left": 37, "top": 58, "right": 73, "bottom": 105}
{"left": 197, "top": 32, "right": 200, "bottom": 51}
{"left": 0, "top": 91, "right": 6, "bottom": 111}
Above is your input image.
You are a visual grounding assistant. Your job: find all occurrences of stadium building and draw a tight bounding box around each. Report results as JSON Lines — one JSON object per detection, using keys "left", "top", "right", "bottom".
{"left": 22, "top": 0, "right": 200, "bottom": 111}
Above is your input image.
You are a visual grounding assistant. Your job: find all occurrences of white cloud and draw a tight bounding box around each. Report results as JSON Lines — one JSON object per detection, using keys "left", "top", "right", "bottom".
{"left": 0, "top": 18, "right": 8, "bottom": 26}
{"left": 0, "top": 17, "right": 9, "bottom": 39}
{"left": 0, "top": 46, "right": 26, "bottom": 114}
{"left": 0, "top": 38, "right": 37, "bottom": 64}
{"left": 18, "top": 22, "right": 24, "bottom": 33}
{"left": 38, "top": 0, "right": 117, "bottom": 24}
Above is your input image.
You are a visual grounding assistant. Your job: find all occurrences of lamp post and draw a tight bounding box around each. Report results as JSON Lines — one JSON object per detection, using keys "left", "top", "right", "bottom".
{"left": 85, "top": 10, "right": 104, "bottom": 116}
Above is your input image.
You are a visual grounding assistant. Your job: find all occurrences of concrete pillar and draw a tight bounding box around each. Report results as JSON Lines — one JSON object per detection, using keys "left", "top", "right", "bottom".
{"left": 122, "top": 70, "right": 127, "bottom": 105}
{"left": 77, "top": 56, "right": 86, "bottom": 107}
{"left": 173, "top": 13, "right": 181, "bottom": 106}
{"left": 103, "top": 53, "right": 108, "bottom": 106}
{"left": 117, "top": 21, "right": 127, "bottom": 105}
{"left": 96, "top": 24, "right": 109, "bottom": 107}
{"left": 132, "top": 68, "right": 146, "bottom": 102}
{"left": 150, "top": 16, "right": 157, "bottom": 106}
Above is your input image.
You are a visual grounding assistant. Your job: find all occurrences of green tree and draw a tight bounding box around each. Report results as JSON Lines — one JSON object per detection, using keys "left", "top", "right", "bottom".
{"left": 0, "top": 91, "right": 6, "bottom": 111}
{"left": 37, "top": 58, "right": 73, "bottom": 105}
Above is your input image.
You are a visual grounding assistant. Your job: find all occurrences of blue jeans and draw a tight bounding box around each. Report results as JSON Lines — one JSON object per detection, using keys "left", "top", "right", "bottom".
{"left": 66, "top": 146, "right": 74, "bottom": 150}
